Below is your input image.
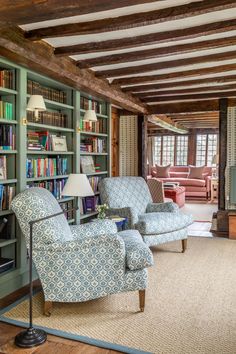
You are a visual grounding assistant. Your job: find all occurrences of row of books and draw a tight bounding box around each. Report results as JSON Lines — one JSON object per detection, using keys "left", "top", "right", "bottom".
{"left": 88, "top": 176, "right": 102, "bottom": 193}
{"left": 80, "top": 137, "right": 106, "bottom": 153}
{"left": 80, "top": 196, "right": 100, "bottom": 214}
{"left": 27, "top": 157, "right": 68, "bottom": 178}
{"left": 80, "top": 96, "right": 105, "bottom": 115}
{"left": 0, "top": 101, "right": 13, "bottom": 120}
{"left": 80, "top": 119, "right": 107, "bottom": 134}
{"left": 27, "top": 111, "right": 69, "bottom": 128}
{"left": 0, "top": 185, "right": 15, "bottom": 211}
{"left": 27, "top": 131, "right": 67, "bottom": 152}
{"left": 0, "top": 156, "right": 7, "bottom": 180}
{"left": 27, "top": 80, "right": 67, "bottom": 104}
{"left": 0, "top": 69, "right": 14, "bottom": 89}
{"left": 60, "top": 200, "right": 74, "bottom": 221}
{"left": 27, "top": 178, "right": 67, "bottom": 200}
{"left": 0, "top": 125, "right": 15, "bottom": 150}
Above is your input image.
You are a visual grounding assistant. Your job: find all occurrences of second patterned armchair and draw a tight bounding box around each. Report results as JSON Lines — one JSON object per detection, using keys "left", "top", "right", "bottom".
{"left": 99, "top": 177, "right": 193, "bottom": 251}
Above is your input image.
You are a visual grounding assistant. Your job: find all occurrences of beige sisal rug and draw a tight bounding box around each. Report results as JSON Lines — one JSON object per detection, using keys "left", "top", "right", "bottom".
{"left": 1, "top": 238, "right": 236, "bottom": 354}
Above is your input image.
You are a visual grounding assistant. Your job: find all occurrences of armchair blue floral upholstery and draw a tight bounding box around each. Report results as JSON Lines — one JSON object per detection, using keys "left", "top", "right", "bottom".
{"left": 99, "top": 177, "right": 193, "bottom": 250}
{"left": 11, "top": 187, "right": 153, "bottom": 314}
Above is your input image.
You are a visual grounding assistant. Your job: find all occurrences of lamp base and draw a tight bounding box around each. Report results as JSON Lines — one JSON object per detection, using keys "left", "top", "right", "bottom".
{"left": 15, "top": 327, "right": 47, "bottom": 348}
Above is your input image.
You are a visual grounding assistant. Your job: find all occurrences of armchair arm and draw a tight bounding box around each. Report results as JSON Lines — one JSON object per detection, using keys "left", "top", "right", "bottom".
{"left": 105, "top": 207, "right": 138, "bottom": 228}
{"left": 146, "top": 202, "right": 179, "bottom": 213}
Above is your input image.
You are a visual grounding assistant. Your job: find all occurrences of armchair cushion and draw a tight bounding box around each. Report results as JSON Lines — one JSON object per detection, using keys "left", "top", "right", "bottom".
{"left": 70, "top": 219, "right": 117, "bottom": 239}
{"left": 118, "top": 230, "right": 154, "bottom": 270}
{"left": 146, "top": 202, "right": 179, "bottom": 213}
{"left": 135, "top": 212, "right": 193, "bottom": 235}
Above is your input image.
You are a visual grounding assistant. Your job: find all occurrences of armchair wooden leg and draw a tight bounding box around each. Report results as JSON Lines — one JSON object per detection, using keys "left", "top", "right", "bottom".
{"left": 139, "top": 290, "right": 145, "bottom": 312}
{"left": 44, "top": 301, "right": 53, "bottom": 316}
{"left": 182, "top": 239, "right": 187, "bottom": 253}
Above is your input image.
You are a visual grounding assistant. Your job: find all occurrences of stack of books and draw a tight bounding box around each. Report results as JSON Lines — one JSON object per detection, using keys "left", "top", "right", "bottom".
{"left": 27, "top": 157, "right": 68, "bottom": 178}
{"left": 27, "top": 131, "right": 44, "bottom": 151}
{"left": 80, "top": 137, "right": 106, "bottom": 153}
{"left": 163, "top": 182, "right": 180, "bottom": 190}
{"left": 0, "top": 125, "right": 15, "bottom": 150}
{"left": 27, "top": 131, "right": 67, "bottom": 151}
{"left": 0, "top": 185, "right": 15, "bottom": 210}
{"left": 0, "top": 101, "right": 13, "bottom": 120}
{"left": 0, "top": 69, "right": 13, "bottom": 89}
{"left": 80, "top": 119, "right": 107, "bottom": 134}
{"left": 27, "top": 80, "right": 67, "bottom": 104}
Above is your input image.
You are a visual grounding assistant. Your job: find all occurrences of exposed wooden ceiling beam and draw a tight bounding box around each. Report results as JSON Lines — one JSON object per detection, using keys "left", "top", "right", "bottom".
{"left": 77, "top": 36, "right": 236, "bottom": 68}
{"left": 135, "top": 84, "right": 236, "bottom": 98}
{"left": 26, "top": 0, "right": 236, "bottom": 40}
{"left": 96, "top": 50, "right": 236, "bottom": 77}
{"left": 55, "top": 18, "right": 236, "bottom": 56}
{"left": 142, "top": 91, "right": 236, "bottom": 103}
{"left": 149, "top": 100, "right": 219, "bottom": 114}
{"left": 122, "top": 75, "right": 236, "bottom": 92}
{"left": 0, "top": 26, "right": 147, "bottom": 114}
{"left": 0, "top": 0, "right": 158, "bottom": 25}
{"left": 113, "top": 63, "right": 236, "bottom": 85}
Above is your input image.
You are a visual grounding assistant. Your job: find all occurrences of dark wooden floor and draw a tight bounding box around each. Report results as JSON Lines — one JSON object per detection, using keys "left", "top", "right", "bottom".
{"left": 0, "top": 282, "right": 120, "bottom": 354}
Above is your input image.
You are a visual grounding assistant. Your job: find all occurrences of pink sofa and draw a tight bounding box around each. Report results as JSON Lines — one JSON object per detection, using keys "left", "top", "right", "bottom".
{"left": 149, "top": 166, "right": 212, "bottom": 199}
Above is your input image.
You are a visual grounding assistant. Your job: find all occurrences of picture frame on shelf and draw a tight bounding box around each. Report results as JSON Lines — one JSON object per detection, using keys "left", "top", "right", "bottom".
{"left": 80, "top": 156, "right": 95, "bottom": 174}
{"left": 51, "top": 135, "right": 67, "bottom": 152}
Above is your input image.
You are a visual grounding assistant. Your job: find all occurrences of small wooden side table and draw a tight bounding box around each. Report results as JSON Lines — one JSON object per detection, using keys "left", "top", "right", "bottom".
{"left": 210, "top": 178, "right": 218, "bottom": 202}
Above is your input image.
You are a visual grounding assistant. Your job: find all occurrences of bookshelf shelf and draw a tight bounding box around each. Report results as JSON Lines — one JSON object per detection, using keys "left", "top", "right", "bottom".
{"left": 86, "top": 171, "right": 108, "bottom": 176}
{"left": 0, "top": 87, "right": 17, "bottom": 96}
{"left": 57, "top": 197, "right": 74, "bottom": 203}
{"left": 0, "top": 150, "right": 17, "bottom": 154}
{"left": 0, "top": 119, "right": 17, "bottom": 125}
{"left": 80, "top": 152, "right": 108, "bottom": 156}
{"left": 0, "top": 210, "right": 14, "bottom": 216}
{"left": 27, "top": 122, "right": 74, "bottom": 133}
{"left": 80, "top": 131, "right": 108, "bottom": 137}
{"left": 0, "top": 179, "right": 17, "bottom": 185}
{"left": 80, "top": 211, "right": 98, "bottom": 220}
{"left": 27, "top": 151, "right": 74, "bottom": 155}
{"left": 27, "top": 175, "right": 68, "bottom": 182}
{"left": 0, "top": 238, "right": 17, "bottom": 248}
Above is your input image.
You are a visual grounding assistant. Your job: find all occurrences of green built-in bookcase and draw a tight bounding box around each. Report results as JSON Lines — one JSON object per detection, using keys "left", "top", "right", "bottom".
{"left": 0, "top": 57, "right": 111, "bottom": 298}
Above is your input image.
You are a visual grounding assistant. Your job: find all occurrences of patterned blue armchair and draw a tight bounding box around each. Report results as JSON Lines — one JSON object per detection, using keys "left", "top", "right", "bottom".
{"left": 99, "top": 177, "right": 193, "bottom": 251}
{"left": 11, "top": 188, "right": 153, "bottom": 315}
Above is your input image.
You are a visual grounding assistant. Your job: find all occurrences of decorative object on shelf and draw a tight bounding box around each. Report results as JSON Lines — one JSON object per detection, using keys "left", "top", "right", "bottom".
{"left": 26, "top": 95, "right": 46, "bottom": 121}
{"left": 83, "top": 110, "right": 97, "bottom": 122}
{"left": 96, "top": 203, "right": 108, "bottom": 219}
{"left": 80, "top": 156, "right": 95, "bottom": 174}
{"left": 212, "top": 154, "right": 219, "bottom": 178}
{"left": 62, "top": 173, "right": 94, "bottom": 215}
{"left": 51, "top": 135, "right": 67, "bottom": 152}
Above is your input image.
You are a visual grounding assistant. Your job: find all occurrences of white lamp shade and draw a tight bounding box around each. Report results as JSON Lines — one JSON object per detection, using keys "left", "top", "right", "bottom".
{"left": 62, "top": 174, "right": 94, "bottom": 197}
{"left": 27, "top": 95, "right": 46, "bottom": 112}
{"left": 83, "top": 110, "right": 97, "bottom": 122}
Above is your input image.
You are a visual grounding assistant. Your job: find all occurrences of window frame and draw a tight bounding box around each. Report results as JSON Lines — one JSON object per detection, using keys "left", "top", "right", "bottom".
{"left": 153, "top": 134, "right": 189, "bottom": 166}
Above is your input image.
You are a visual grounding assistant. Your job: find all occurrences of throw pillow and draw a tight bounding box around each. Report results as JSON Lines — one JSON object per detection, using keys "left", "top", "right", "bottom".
{"left": 188, "top": 165, "right": 205, "bottom": 179}
{"left": 155, "top": 164, "right": 171, "bottom": 178}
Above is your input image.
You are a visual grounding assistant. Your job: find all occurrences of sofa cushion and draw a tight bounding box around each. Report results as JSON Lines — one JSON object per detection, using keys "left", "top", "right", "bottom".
{"left": 118, "top": 229, "right": 154, "bottom": 270}
{"left": 135, "top": 212, "right": 193, "bottom": 235}
{"left": 158, "top": 177, "right": 206, "bottom": 187}
{"left": 188, "top": 165, "right": 205, "bottom": 179}
{"left": 155, "top": 164, "right": 170, "bottom": 178}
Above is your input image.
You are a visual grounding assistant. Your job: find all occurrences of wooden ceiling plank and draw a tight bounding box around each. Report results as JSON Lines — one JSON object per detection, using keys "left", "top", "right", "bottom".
{"left": 122, "top": 75, "right": 236, "bottom": 92}
{"left": 135, "top": 84, "right": 236, "bottom": 97}
{"left": 113, "top": 63, "right": 236, "bottom": 85}
{"left": 0, "top": 0, "right": 158, "bottom": 25}
{"left": 55, "top": 18, "right": 236, "bottom": 56}
{"left": 149, "top": 100, "right": 219, "bottom": 114}
{"left": 96, "top": 50, "right": 236, "bottom": 78}
{"left": 26, "top": 0, "right": 236, "bottom": 40}
{"left": 142, "top": 90, "right": 236, "bottom": 102}
{"left": 77, "top": 35, "right": 236, "bottom": 68}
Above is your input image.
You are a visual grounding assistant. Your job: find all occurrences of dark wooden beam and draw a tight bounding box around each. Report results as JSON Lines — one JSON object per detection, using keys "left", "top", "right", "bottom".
{"left": 25, "top": 0, "right": 236, "bottom": 40}
{"left": 218, "top": 98, "right": 228, "bottom": 211}
{"left": 55, "top": 18, "right": 236, "bottom": 56}
{"left": 77, "top": 36, "right": 236, "bottom": 68}
{"left": 142, "top": 91, "right": 236, "bottom": 103}
{"left": 0, "top": 0, "right": 158, "bottom": 25}
{"left": 135, "top": 84, "right": 236, "bottom": 98}
{"left": 149, "top": 100, "right": 219, "bottom": 114}
{"left": 138, "top": 115, "right": 147, "bottom": 178}
{"left": 122, "top": 75, "right": 236, "bottom": 92}
{"left": 0, "top": 26, "right": 147, "bottom": 114}
{"left": 96, "top": 50, "right": 236, "bottom": 78}
{"left": 113, "top": 63, "right": 236, "bottom": 85}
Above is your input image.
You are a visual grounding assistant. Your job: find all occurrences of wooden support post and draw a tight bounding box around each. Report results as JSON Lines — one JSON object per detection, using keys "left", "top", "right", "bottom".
{"left": 138, "top": 115, "right": 148, "bottom": 178}
{"left": 218, "top": 98, "right": 228, "bottom": 210}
